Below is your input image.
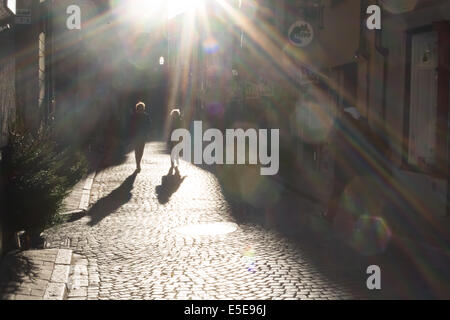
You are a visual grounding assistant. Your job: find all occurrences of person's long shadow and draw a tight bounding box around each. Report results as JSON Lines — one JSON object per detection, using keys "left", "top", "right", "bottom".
{"left": 156, "top": 166, "right": 186, "bottom": 204}
{"left": 87, "top": 171, "right": 138, "bottom": 226}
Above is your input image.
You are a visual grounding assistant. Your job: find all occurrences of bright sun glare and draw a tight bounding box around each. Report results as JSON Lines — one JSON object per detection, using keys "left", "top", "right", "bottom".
{"left": 168, "top": 0, "right": 204, "bottom": 18}
{"left": 120, "top": 0, "right": 204, "bottom": 20}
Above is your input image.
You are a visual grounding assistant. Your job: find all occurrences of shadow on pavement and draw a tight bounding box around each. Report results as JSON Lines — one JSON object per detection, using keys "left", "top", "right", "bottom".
{"left": 156, "top": 166, "right": 186, "bottom": 204}
{"left": 86, "top": 171, "right": 138, "bottom": 227}
{"left": 92, "top": 143, "right": 134, "bottom": 175}
{"left": 86, "top": 137, "right": 158, "bottom": 176}
{"left": 206, "top": 163, "right": 450, "bottom": 299}
{"left": 0, "top": 252, "right": 39, "bottom": 299}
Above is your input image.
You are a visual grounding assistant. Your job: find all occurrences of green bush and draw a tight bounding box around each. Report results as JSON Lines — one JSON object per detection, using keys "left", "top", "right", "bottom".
{"left": 1, "top": 129, "right": 87, "bottom": 237}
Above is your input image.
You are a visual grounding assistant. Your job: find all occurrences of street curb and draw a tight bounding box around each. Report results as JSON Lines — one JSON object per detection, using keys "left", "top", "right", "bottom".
{"left": 43, "top": 249, "right": 73, "bottom": 300}
{"left": 79, "top": 171, "right": 96, "bottom": 211}
{"left": 61, "top": 165, "right": 99, "bottom": 216}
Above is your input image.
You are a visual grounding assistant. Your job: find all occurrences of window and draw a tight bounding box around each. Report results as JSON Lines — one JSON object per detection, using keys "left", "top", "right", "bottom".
{"left": 403, "top": 22, "right": 450, "bottom": 177}
{"left": 405, "top": 30, "right": 439, "bottom": 173}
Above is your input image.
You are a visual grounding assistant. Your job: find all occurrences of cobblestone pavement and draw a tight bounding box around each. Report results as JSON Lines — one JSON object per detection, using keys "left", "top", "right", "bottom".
{"left": 41, "top": 142, "right": 400, "bottom": 300}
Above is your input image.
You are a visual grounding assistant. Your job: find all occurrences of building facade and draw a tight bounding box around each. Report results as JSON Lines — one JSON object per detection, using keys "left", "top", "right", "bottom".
{"left": 369, "top": 0, "right": 450, "bottom": 221}
{"left": 13, "top": 0, "right": 54, "bottom": 133}
{"left": 0, "top": 0, "right": 16, "bottom": 148}
{"left": 51, "top": 0, "right": 110, "bottom": 146}
{"left": 168, "top": 8, "right": 202, "bottom": 128}
{"left": 0, "top": 0, "right": 16, "bottom": 257}
{"left": 189, "top": 0, "right": 450, "bottom": 233}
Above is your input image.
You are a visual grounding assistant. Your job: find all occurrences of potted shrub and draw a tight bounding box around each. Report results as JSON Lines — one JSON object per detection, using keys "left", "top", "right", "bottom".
{"left": 1, "top": 129, "right": 86, "bottom": 249}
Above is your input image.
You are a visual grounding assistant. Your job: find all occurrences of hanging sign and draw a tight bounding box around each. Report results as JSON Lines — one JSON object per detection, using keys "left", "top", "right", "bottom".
{"left": 15, "top": 8, "right": 31, "bottom": 24}
{"left": 15, "top": 16, "right": 31, "bottom": 24}
{"left": 16, "top": 9, "right": 31, "bottom": 16}
{"left": 288, "top": 20, "right": 314, "bottom": 48}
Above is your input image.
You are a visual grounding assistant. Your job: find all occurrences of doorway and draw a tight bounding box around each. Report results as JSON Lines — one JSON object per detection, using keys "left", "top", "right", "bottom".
{"left": 407, "top": 31, "right": 438, "bottom": 171}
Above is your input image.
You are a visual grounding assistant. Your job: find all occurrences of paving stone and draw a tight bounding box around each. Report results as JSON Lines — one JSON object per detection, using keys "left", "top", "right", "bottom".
{"left": 15, "top": 286, "right": 32, "bottom": 295}
{"left": 68, "top": 287, "right": 88, "bottom": 298}
{"left": 31, "top": 289, "right": 46, "bottom": 296}
{"left": 55, "top": 249, "right": 73, "bottom": 265}
{"left": 51, "top": 265, "right": 70, "bottom": 283}
{"left": 44, "top": 283, "right": 67, "bottom": 300}
{"left": 15, "top": 294, "right": 41, "bottom": 300}
{"left": 36, "top": 142, "right": 448, "bottom": 300}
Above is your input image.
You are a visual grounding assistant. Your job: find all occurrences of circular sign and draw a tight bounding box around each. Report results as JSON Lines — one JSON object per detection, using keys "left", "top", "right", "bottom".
{"left": 288, "top": 20, "right": 314, "bottom": 48}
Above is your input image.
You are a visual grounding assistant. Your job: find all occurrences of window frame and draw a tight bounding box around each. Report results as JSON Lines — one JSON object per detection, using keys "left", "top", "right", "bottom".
{"left": 402, "top": 23, "right": 449, "bottom": 178}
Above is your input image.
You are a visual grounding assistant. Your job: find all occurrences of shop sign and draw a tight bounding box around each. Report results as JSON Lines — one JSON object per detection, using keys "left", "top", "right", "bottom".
{"left": 244, "top": 78, "right": 274, "bottom": 99}
{"left": 16, "top": 8, "right": 30, "bottom": 16}
{"left": 288, "top": 20, "right": 314, "bottom": 48}
{"left": 15, "top": 8, "right": 31, "bottom": 24}
{"left": 15, "top": 16, "right": 31, "bottom": 24}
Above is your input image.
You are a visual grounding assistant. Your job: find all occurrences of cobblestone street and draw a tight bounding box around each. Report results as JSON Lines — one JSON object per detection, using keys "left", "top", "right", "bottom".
{"left": 40, "top": 142, "right": 450, "bottom": 300}
{"left": 2, "top": 0, "right": 450, "bottom": 304}
{"left": 40, "top": 142, "right": 375, "bottom": 300}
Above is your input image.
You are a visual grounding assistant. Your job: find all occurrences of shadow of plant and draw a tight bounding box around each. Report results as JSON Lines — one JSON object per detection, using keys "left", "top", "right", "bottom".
{"left": 0, "top": 252, "right": 40, "bottom": 299}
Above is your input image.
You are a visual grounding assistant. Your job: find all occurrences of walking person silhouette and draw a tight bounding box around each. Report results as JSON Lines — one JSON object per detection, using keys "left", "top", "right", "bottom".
{"left": 168, "top": 108, "right": 182, "bottom": 168}
{"left": 131, "top": 101, "right": 150, "bottom": 172}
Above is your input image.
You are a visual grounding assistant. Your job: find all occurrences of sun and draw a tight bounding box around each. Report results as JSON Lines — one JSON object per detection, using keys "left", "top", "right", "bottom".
{"left": 126, "top": 0, "right": 165, "bottom": 20}
{"left": 168, "top": 0, "right": 205, "bottom": 19}
{"left": 114, "top": 0, "right": 205, "bottom": 22}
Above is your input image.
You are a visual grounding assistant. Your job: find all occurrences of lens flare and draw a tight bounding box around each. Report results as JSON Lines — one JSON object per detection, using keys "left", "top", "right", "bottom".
{"left": 169, "top": 0, "right": 204, "bottom": 18}
{"left": 203, "top": 37, "right": 220, "bottom": 54}
{"left": 350, "top": 215, "right": 392, "bottom": 256}
{"left": 379, "top": 0, "right": 418, "bottom": 14}
{"left": 206, "top": 102, "right": 225, "bottom": 118}
{"left": 243, "top": 246, "right": 257, "bottom": 273}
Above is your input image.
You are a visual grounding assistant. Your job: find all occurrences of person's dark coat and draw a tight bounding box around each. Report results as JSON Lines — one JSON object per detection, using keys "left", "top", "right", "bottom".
{"left": 131, "top": 112, "right": 150, "bottom": 144}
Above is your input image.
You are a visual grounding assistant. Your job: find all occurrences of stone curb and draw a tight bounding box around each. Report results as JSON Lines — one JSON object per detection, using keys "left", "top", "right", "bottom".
{"left": 79, "top": 171, "right": 96, "bottom": 211}
{"left": 61, "top": 169, "right": 98, "bottom": 216}
{"left": 43, "top": 249, "right": 73, "bottom": 300}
